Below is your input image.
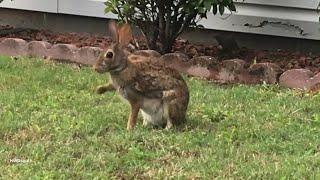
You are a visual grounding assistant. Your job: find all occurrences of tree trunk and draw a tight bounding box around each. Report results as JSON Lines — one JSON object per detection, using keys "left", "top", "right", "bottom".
{"left": 138, "top": 1, "right": 189, "bottom": 54}
{"left": 144, "top": 32, "right": 174, "bottom": 54}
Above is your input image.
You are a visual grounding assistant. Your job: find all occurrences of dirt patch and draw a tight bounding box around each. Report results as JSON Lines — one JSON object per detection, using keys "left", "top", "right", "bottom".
{"left": 0, "top": 25, "right": 113, "bottom": 49}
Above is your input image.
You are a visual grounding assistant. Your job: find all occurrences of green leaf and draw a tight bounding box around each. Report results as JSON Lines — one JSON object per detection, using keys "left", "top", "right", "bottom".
{"left": 199, "top": 7, "right": 207, "bottom": 14}
{"left": 203, "top": 0, "right": 212, "bottom": 10}
{"left": 228, "top": 3, "right": 236, "bottom": 11}
{"left": 212, "top": 4, "right": 218, "bottom": 15}
{"left": 123, "top": 3, "right": 130, "bottom": 12}
{"left": 111, "top": 9, "right": 118, "bottom": 14}
{"left": 104, "top": 6, "right": 114, "bottom": 14}
{"left": 104, "top": 1, "right": 115, "bottom": 13}
{"left": 219, "top": 5, "right": 225, "bottom": 15}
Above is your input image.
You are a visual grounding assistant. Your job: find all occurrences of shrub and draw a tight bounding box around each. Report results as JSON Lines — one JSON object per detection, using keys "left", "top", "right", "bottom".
{"left": 105, "top": 0, "right": 237, "bottom": 53}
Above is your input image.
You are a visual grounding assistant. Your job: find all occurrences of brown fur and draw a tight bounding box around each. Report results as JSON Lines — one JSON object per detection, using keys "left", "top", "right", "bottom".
{"left": 93, "top": 21, "right": 189, "bottom": 130}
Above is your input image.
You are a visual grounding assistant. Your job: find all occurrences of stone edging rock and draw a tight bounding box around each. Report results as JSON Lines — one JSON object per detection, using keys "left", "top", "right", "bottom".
{"left": 0, "top": 38, "right": 319, "bottom": 93}
{"left": 161, "top": 53, "right": 283, "bottom": 85}
{"left": 0, "top": 38, "right": 102, "bottom": 65}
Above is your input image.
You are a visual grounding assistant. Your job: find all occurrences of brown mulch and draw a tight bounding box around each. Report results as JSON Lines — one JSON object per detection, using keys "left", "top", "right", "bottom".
{"left": 1, "top": 25, "right": 320, "bottom": 73}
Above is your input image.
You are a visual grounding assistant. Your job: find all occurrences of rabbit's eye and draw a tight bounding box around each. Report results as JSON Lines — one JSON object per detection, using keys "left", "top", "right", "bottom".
{"left": 105, "top": 52, "right": 113, "bottom": 58}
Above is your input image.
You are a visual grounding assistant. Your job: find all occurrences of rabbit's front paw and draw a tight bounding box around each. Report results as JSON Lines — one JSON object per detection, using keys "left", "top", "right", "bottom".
{"left": 96, "top": 85, "right": 109, "bottom": 94}
{"left": 96, "top": 83, "right": 115, "bottom": 94}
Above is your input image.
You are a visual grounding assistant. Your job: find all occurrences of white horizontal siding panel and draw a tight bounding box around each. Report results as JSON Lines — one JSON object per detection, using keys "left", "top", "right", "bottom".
{"left": 58, "top": 0, "right": 116, "bottom": 18}
{"left": 200, "top": 4, "right": 320, "bottom": 40}
{"left": 232, "top": 4, "right": 318, "bottom": 22}
{"left": 237, "top": 0, "right": 319, "bottom": 10}
{"left": 0, "top": 0, "right": 57, "bottom": 13}
{"left": 2, "top": 0, "right": 319, "bottom": 40}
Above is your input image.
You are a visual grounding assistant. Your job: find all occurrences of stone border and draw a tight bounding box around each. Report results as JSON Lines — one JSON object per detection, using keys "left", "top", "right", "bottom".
{"left": 0, "top": 38, "right": 102, "bottom": 65}
{"left": 0, "top": 38, "right": 319, "bottom": 93}
{"left": 162, "top": 54, "right": 282, "bottom": 84}
{"left": 162, "top": 53, "right": 320, "bottom": 92}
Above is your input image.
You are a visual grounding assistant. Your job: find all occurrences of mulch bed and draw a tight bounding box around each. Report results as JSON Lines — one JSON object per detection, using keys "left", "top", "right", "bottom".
{"left": 1, "top": 25, "right": 320, "bottom": 73}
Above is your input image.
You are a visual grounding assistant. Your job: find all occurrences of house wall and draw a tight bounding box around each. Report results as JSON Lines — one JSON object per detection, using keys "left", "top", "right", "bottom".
{"left": 0, "top": 0, "right": 57, "bottom": 13}
{"left": 201, "top": 1, "right": 320, "bottom": 40}
{"left": 1, "top": 0, "right": 319, "bottom": 40}
{"left": 1, "top": 0, "right": 320, "bottom": 54}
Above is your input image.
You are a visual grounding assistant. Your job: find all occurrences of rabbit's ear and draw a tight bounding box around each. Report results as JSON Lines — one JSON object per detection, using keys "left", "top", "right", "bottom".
{"left": 118, "top": 23, "right": 133, "bottom": 47}
{"left": 108, "top": 20, "right": 119, "bottom": 42}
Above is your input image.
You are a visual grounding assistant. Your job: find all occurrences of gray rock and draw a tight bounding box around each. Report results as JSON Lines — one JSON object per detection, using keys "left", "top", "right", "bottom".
{"left": 279, "top": 69, "right": 314, "bottom": 90}
{"left": 161, "top": 53, "right": 190, "bottom": 65}
{"left": 190, "top": 56, "right": 218, "bottom": 69}
{"left": 48, "top": 44, "right": 78, "bottom": 62}
{"left": 133, "top": 50, "right": 161, "bottom": 58}
{"left": 222, "top": 59, "right": 247, "bottom": 73}
{"left": 27, "top": 41, "right": 52, "bottom": 58}
{"left": 309, "top": 72, "right": 320, "bottom": 92}
{"left": 249, "top": 63, "right": 283, "bottom": 84}
{"left": 77, "top": 46, "right": 102, "bottom": 65}
{"left": 0, "top": 38, "right": 27, "bottom": 56}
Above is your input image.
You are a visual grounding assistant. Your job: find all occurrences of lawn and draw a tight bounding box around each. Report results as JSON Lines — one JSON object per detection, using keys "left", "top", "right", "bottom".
{"left": 0, "top": 56, "right": 319, "bottom": 179}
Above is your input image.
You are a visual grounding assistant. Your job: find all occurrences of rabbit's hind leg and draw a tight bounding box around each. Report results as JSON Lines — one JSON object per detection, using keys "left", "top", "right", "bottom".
{"left": 163, "top": 90, "right": 189, "bottom": 128}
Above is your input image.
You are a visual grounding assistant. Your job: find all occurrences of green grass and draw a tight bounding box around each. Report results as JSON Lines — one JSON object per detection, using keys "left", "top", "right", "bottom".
{"left": 0, "top": 56, "right": 319, "bottom": 179}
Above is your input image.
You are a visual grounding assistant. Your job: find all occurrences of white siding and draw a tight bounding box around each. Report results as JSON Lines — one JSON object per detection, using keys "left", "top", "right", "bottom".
{"left": 200, "top": 3, "right": 320, "bottom": 40}
{"left": 1, "top": 0, "right": 320, "bottom": 40}
{"left": 58, "top": 0, "right": 116, "bottom": 18}
{"left": 0, "top": 0, "right": 57, "bottom": 13}
{"left": 238, "top": 0, "right": 319, "bottom": 10}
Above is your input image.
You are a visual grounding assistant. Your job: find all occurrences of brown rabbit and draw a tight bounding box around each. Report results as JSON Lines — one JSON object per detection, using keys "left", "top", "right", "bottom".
{"left": 95, "top": 49, "right": 161, "bottom": 94}
{"left": 93, "top": 21, "right": 189, "bottom": 130}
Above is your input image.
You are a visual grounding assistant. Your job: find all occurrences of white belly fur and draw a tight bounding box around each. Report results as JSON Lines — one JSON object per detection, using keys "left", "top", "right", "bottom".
{"left": 141, "top": 98, "right": 168, "bottom": 127}
{"left": 116, "top": 86, "right": 168, "bottom": 127}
